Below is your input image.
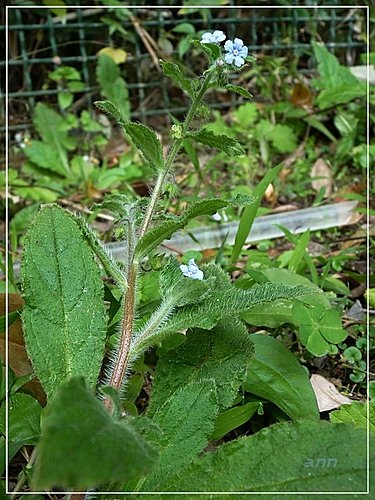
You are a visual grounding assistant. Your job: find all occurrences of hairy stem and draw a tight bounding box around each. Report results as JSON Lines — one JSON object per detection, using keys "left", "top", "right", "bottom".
{"left": 104, "top": 263, "right": 137, "bottom": 411}
{"left": 104, "top": 70, "right": 215, "bottom": 409}
{"left": 139, "top": 69, "right": 214, "bottom": 237}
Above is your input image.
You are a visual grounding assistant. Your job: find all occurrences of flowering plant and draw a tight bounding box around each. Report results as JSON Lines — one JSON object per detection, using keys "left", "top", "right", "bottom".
{"left": 16, "top": 29, "right": 333, "bottom": 495}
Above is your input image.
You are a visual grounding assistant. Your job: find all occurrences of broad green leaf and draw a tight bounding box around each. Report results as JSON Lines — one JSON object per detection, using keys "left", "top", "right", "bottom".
{"left": 187, "top": 128, "right": 245, "bottom": 156}
{"left": 241, "top": 299, "right": 294, "bottom": 328}
{"left": 23, "top": 141, "right": 68, "bottom": 176}
{"left": 32, "top": 377, "right": 158, "bottom": 490}
{"left": 33, "top": 103, "right": 72, "bottom": 173}
{"left": 159, "top": 420, "right": 371, "bottom": 492}
{"left": 21, "top": 205, "right": 107, "bottom": 399}
{"left": 0, "top": 392, "right": 41, "bottom": 466}
{"left": 317, "top": 85, "right": 366, "bottom": 108}
{"left": 226, "top": 84, "right": 252, "bottom": 99}
{"left": 231, "top": 164, "right": 282, "bottom": 263}
{"left": 293, "top": 302, "right": 347, "bottom": 357}
{"left": 58, "top": 91, "right": 73, "bottom": 110}
{"left": 270, "top": 123, "right": 298, "bottom": 153}
{"left": 96, "top": 54, "right": 130, "bottom": 120}
{"left": 210, "top": 401, "right": 260, "bottom": 440}
{"left": 248, "top": 267, "right": 330, "bottom": 308}
{"left": 147, "top": 321, "right": 254, "bottom": 416}
{"left": 330, "top": 401, "right": 375, "bottom": 433}
{"left": 244, "top": 333, "right": 319, "bottom": 420}
{"left": 160, "top": 60, "right": 194, "bottom": 97}
{"left": 140, "top": 380, "right": 219, "bottom": 490}
{"left": 158, "top": 266, "right": 317, "bottom": 337}
{"left": 135, "top": 198, "right": 233, "bottom": 259}
{"left": 122, "top": 122, "right": 164, "bottom": 174}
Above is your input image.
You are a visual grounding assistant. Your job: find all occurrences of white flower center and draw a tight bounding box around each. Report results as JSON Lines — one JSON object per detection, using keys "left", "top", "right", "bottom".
{"left": 233, "top": 49, "right": 239, "bottom": 55}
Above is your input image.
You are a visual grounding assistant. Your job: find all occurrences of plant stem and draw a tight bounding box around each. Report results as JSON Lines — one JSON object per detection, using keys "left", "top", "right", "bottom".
{"left": 104, "top": 69, "right": 215, "bottom": 408}
{"left": 104, "top": 262, "right": 137, "bottom": 411}
{"left": 139, "top": 69, "right": 214, "bottom": 237}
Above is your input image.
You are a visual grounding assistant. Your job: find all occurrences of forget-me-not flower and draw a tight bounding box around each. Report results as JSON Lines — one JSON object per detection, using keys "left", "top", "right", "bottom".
{"left": 224, "top": 38, "right": 248, "bottom": 67}
{"left": 180, "top": 259, "right": 204, "bottom": 280}
{"left": 201, "top": 30, "right": 226, "bottom": 44}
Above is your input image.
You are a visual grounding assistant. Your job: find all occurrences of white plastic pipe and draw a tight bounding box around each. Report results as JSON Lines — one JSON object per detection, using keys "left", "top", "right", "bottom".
{"left": 107, "top": 200, "right": 358, "bottom": 259}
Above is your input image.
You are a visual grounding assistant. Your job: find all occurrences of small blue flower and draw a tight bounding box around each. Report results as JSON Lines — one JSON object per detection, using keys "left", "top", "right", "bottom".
{"left": 224, "top": 38, "right": 248, "bottom": 67}
{"left": 180, "top": 259, "right": 204, "bottom": 280}
{"left": 201, "top": 30, "right": 226, "bottom": 44}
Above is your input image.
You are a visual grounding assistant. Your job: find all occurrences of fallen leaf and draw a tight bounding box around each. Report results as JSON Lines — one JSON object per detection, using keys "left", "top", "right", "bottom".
{"left": 310, "top": 158, "right": 333, "bottom": 198}
{"left": 0, "top": 293, "right": 46, "bottom": 405}
{"left": 310, "top": 374, "right": 352, "bottom": 412}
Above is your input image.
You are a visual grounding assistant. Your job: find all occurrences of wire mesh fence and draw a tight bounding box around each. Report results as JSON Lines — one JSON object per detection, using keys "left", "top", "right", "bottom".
{"left": 1, "top": 2, "right": 367, "bottom": 136}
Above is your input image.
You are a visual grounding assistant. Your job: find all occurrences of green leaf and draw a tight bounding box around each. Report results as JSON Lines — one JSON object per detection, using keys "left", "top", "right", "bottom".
{"left": 32, "top": 377, "right": 158, "bottom": 490}
{"left": 210, "top": 401, "right": 260, "bottom": 441}
{"left": 304, "top": 116, "right": 337, "bottom": 142}
{"left": 0, "top": 392, "right": 41, "bottom": 465}
{"left": 158, "top": 420, "right": 371, "bottom": 492}
{"left": 22, "top": 141, "right": 68, "bottom": 177}
{"left": 42, "top": 0, "right": 66, "bottom": 18}
{"left": 135, "top": 198, "right": 233, "bottom": 259}
{"left": 288, "top": 229, "right": 310, "bottom": 273}
{"left": 292, "top": 302, "right": 347, "bottom": 357}
{"left": 33, "top": 103, "right": 72, "bottom": 173}
{"left": 244, "top": 333, "right": 319, "bottom": 420}
{"left": 231, "top": 163, "right": 282, "bottom": 263}
{"left": 160, "top": 61, "right": 194, "bottom": 97}
{"left": 147, "top": 321, "right": 254, "bottom": 417}
{"left": 122, "top": 122, "right": 165, "bottom": 174}
{"left": 58, "top": 91, "right": 73, "bottom": 110}
{"left": 140, "top": 380, "right": 219, "bottom": 490}
{"left": 21, "top": 205, "right": 107, "bottom": 399}
{"left": 330, "top": 401, "right": 375, "bottom": 433}
{"left": 270, "top": 123, "right": 298, "bottom": 153}
{"left": 187, "top": 128, "right": 245, "bottom": 156}
{"left": 225, "top": 84, "right": 252, "bottom": 99}
{"left": 96, "top": 54, "right": 130, "bottom": 120}
{"left": 94, "top": 99, "right": 124, "bottom": 122}
{"left": 160, "top": 266, "right": 318, "bottom": 336}
{"left": 241, "top": 299, "right": 294, "bottom": 328}
{"left": 233, "top": 101, "right": 258, "bottom": 126}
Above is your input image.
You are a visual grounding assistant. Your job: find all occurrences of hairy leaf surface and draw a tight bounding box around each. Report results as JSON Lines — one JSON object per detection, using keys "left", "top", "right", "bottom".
{"left": 21, "top": 205, "right": 107, "bottom": 399}
{"left": 158, "top": 420, "right": 371, "bottom": 493}
{"left": 33, "top": 377, "right": 158, "bottom": 490}
{"left": 147, "top": 320, "right": 254, "bottom": 416}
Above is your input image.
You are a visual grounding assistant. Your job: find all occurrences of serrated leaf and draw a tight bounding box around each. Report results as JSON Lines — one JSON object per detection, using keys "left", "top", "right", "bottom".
{"left": 122, "top": 122, "right": 164, "bottom": 174}
{"left": 226, "top": 84, "right": 252, "bottom": 99}
{"left": 330, "top": 401, "right": 375, "bottom": 433}
{"left": 140, "top": 380, "right": 218, "bottom": 490}
{"left": 22, "top": 141, "right": 68, "bottom": 176}
{"left": 94, "top": 100, "right": 124, "bottom": 122}
{"left": 32, "top": 377, "right": 158, "bottom": 490}
{"left": 135, "top": 198, "right": 232, "bottom": 259}
{"left": 160, "top": 60, "right": 194, "bottom": 97}
{"left": 147, "top": 321, "right": 254, "bottom": 416}
{"left": 187, "top": 128, "right": 245, "bottom": 156}
{"left": 244, "top": 333, "right": 319, "bottom": 420}
{"left": 158, "top": 420, "right": 371, "bottom": 492}
{"left": 21, "top": 205, "right": 107, "bottom": 399}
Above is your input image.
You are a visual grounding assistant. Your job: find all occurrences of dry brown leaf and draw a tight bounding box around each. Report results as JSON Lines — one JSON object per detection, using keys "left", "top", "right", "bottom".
{"left": 0, "top": 293, "right": 46, "bottom": 405}
{"left": 310, "top": 374, "right": 352, "bottom": 412}
{"left": 310, "top": 158, "right": 333, "bottom": 197}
